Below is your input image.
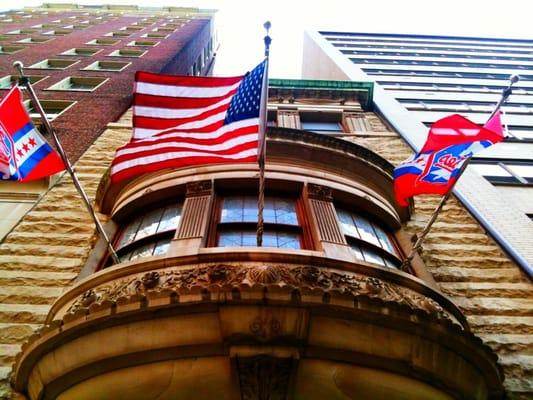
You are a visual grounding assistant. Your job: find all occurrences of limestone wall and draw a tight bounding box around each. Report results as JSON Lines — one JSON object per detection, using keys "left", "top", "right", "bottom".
{"left": 0, "top": 114, "right": 132, "bottom": 398}
{"left": 0, "top": 110, "right": 531, "bottom": 399}
{"left": 345, "top": 118, "right": 533, "bottom": 400}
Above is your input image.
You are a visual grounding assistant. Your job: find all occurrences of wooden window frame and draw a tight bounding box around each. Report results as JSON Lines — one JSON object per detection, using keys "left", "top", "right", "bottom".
{"left": 207, "top": 191, "right": 314, "bottom": 250}
{"left": 336, "top": 206, "right": 404, "bottom": 269}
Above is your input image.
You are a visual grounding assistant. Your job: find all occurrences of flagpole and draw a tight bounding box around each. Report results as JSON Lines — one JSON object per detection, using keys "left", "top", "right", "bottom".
{"left": 13, "top": 61, "right": 121, "bottom": 265}
{"left": 401, "top": 74, "right": 520, "bottom": 271}
{"left": 257, "top": 21, "right": 271, "bottom": 247}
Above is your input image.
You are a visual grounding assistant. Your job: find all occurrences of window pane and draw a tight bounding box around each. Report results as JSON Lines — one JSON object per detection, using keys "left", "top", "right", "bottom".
{"left": 264, "top": 197, "right": 276, "bottom": 223}
{"left": 301, "top": 121, "right": 342, "bottom": 132}
{"left": 117, "top": 218, "right": 141, "bottom": 249}
{"left": 243, "top": 196, "right": 257, "bottom": 222}
{"left": 353, "top": 215, "right": 380, "bottom": 246}
{"left": 362, "top": 247, "right": 385, "bottom": 266}
{"left": 276, "top": 231, "right": 300, "bottom": 249}
{"left": 373, "top": 224, "right": 395, "bottom": 253}
{"left": 221, "top": 196, "right": 297, "bottom": 225}
{"left": 136, "top": 209, "right": 163, "bottom": 241}
{"left": 274, "top": 198, "right": 297, "bottom": 225}
{"left": 153, "top": 239, "right": 171, "bottom": 256}
{"left": 241, "top": 231, "right": 257, "bottom": 246}
{"left": 338, "top": 209, "right": 359, "bottom": 238}
{"left": 219, "top": 230, "right": 300, "bottom": 249}
{"left": 119, "top": 251, "right": 132, "bottom": 263}
{"left": 383, "top": 257, "right": 399, "bottom": 269}
{"left": 158, "top": 205, "right": 181, "bottom": 232}
{"left": 349, "top": 242, "right": 365, "bottom": 261}
{"left": 130, "top": 242, "right": 155, "bottom": 261}
{"left": 221, "top": 197, "right": 243, "bottom": 222}
{"left": 263, "top": 231, "right": 278, "bottom": 247}
{"left": 219, "top": 231, "right": 242, "bottom": 247}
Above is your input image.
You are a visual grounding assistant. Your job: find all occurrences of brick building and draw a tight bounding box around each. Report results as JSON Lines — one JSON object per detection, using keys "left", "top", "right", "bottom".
{"left": 0, "top": 6, "right": 531, "bottom": 400}
{"left": 0, "top": 3, "right": 215, "bottom": 240}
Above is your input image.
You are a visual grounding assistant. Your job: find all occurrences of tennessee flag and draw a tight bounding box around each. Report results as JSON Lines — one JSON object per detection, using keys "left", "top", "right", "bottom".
{"left": 0, "top": 86, "right": 64, "bottom": 181}
{"left": 394, "top": 113, "right": 504, "bottom": 207}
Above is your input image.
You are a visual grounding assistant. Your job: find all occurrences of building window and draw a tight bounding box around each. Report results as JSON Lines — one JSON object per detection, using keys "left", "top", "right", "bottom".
{"left": 0, "top": 45, "right": 25, "bottom": 54}
{"left": 7, "top": 28, "right": 38, "bottom": 35}
{"left": 300, "top": 111, "right": 344, "bottom": 134}
{"left": 104, "top": 31, "right": 131, "bottom": 38}
{"left": 301, "top": 121, "right": 343, "bottom": 134}
{"left": 60, "top": 47, "right": 101, "bottom": 56}
{"left": 17, "top": 37, "right": 53, "bottom": 44}
{"left": 24, "top": 99, "right": 76, "bottom": 123}
{"left": 337, "top": 208, "right": 401, "bottom": 268}
{"left": 216, "top": 195, "right": 302, "bottom": 249}
{"left": 120, "top": 26, "right": 143, "bottom": 32}
{"left": 28, "top": 59, "right": 79, "bottom": 70}
{"left": 107, "top": 49, "right": 146, "bottom": 58}
{"left": 0, "top": 75, "right": 47, "bottom": 89}
{"left": 43, "top": 29, "right": 73, "bottom": 36}
{"left": 127, "top": 40, "right": 159, "bottom": 47}
{"left": 45, "top": 76, "right": 108, "bottom": 92}
{"left": 85, "top": 38, "right": 120, "bottom": 46}
{"left": 83, "top": 61, "right": 130, "bottom": 72}
{"left": 141, "top": 33, "right": 168, "bottom": 39}
{"left": 116, "top": 203, "right": 182, "bottom": 263}
{"left": 470, "top": 162, "right": 533, "bottom": 185}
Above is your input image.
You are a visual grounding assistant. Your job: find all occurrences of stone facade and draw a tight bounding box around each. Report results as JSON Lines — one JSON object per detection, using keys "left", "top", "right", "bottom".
{"left": 0, "top": 109, "right": 531, "bottom": 399}
{"left": 344, "top": 116, "right": 533, "bottom": 400}
{"left": 0, "top": 113, "right": 132, "bottom": 398}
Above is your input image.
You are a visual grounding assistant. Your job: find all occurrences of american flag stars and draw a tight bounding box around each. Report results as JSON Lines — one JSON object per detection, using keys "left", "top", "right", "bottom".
{"left": 224, "top": 61, "right": 265, "bottom": 124}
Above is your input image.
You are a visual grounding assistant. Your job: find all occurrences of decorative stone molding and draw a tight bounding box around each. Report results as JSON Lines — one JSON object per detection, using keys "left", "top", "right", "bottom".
{"left": 185, "top": 180, "right": 212, "bottom": 197}
{"left": 307, "top": 183, "right": 333, "bottom": 201}
{"left": 65, "top": 263, "right": 451, "bottom": 323}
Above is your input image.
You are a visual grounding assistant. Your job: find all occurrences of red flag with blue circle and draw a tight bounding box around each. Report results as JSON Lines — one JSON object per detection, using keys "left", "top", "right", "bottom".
{"left": 0, "top": 86, "right": 64, "bottom": 182}
{"left": 394, "top": 113, "right": 504, "bottom": 207}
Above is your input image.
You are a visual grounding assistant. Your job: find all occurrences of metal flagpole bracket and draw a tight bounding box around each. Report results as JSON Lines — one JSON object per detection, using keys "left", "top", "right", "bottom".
{"left": 12, "top": 61, "right": 121, "bottom": 265}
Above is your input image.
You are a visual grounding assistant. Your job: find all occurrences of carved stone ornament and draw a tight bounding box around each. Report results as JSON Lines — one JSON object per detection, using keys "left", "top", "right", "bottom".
{"left": 186, "top": 180, "right": 212, "bottom": 197}
{"left": 307, "top": 183, "right": 333, "bottom": 201}
{"left": 66, "top": 264, "right": 452, "bottom": 323}
{"left": 237, "top": 355, "right": 294, "bottom": 400}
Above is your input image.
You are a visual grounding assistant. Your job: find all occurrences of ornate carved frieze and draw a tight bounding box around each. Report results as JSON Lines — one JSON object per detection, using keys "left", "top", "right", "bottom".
{"left": 66, "top": 263, "right": 452, "bottom": 323}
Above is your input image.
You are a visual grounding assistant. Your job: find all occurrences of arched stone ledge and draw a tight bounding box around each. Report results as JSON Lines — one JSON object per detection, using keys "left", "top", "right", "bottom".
{"left": 46, "top": 249, "right": 464, "bottom": 326}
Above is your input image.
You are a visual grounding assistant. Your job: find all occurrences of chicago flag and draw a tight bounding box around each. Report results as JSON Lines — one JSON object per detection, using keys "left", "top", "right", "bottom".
{"left": 0, "top": 86, "right": 64, "bottom": 181}
{"left": 394, "top": 113, "right": 504, "bottom": 207}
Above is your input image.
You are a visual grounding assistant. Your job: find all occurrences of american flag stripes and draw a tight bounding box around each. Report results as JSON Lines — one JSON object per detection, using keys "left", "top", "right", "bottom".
{"left": 110, "top": 61, "right": 266, "bottom": 183}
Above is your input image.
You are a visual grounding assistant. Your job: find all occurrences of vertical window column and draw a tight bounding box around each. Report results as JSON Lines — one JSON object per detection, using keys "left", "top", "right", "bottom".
{"left": 343, "top": 112, "right": 371, "bottom": 134}
{"left": 170, "top": 180, "right": 213, "bottom": 256}
{"left": 303, "top": 183, "right": 353, "bottom": 261}
{"left": 277, "top": 109, "right": 301, "bottom": 130}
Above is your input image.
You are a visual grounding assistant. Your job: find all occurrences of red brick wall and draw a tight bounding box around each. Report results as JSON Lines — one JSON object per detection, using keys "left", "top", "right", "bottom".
{"left": 0, "top": 10, "right": 212, "bottom": 161}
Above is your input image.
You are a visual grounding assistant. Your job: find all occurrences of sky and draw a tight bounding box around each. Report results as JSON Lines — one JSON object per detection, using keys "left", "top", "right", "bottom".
{"left": 3, "top": 0, "right": 533, "bottom": 77}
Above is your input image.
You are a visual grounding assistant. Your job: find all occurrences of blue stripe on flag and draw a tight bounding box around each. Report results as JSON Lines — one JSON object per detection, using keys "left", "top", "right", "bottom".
{"left": 12, "top": 122, "right": 36, "bottom": 143}
{"left": 393, "top": 165, "right": 423, "bottom": 178}
{"left": 17, "top": 143, "right": 52, "bottom": 179}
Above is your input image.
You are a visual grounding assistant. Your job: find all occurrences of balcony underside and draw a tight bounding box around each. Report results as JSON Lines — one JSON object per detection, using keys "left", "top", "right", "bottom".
{"left": 11, "top": 251, "right": 503, "bottom": 399}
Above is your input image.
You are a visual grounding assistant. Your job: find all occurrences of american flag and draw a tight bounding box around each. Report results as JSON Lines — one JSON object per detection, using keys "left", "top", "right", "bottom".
{"left": 111, "top": 61, "right": 266, "bottom": 183}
